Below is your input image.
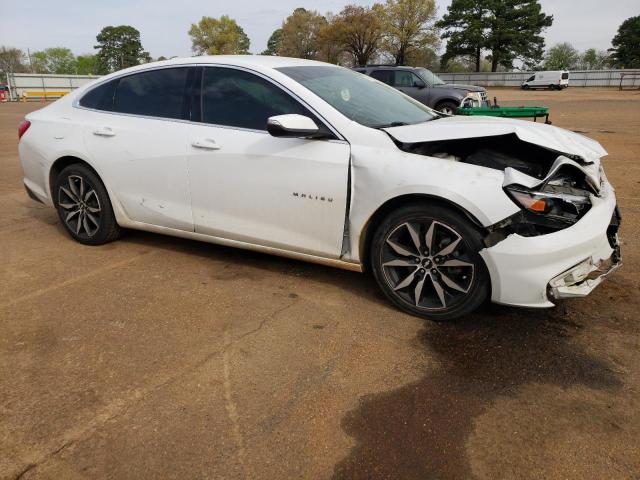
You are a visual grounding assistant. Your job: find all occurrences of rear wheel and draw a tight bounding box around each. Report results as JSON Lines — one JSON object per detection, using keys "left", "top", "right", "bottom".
{"left": 370, "top": 203, "right": 490, "bottom": 322}
{"left": 435, "top": 101, "right": 458, "bottom": 115}
{"left": 54, "top": 164, "right": 122, "bottom": 245}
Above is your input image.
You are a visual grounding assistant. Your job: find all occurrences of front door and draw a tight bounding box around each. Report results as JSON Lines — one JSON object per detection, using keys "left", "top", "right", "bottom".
{"left": 392, "top": 70, "right": 430, "bottom": 105}
{"left": 186, "top": 66, "right": 350, "bottom": 258}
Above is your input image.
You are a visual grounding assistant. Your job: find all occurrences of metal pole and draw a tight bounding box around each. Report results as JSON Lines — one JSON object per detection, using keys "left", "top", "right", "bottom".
{"left": 6, "top": 72, "right": 13, "bottom": 101}
{"left": 27, "top": 48, "right": 34, "bottom": 73}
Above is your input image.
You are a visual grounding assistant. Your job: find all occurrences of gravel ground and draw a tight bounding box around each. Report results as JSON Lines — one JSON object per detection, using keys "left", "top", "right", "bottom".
{"left": 1, "top": 87, "right": 639, "bottom": 479}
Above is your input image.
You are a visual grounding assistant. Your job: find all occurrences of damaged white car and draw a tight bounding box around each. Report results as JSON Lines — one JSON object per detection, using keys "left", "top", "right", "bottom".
{"left": 18, "top": 56, "right": 621, "bottom": 321}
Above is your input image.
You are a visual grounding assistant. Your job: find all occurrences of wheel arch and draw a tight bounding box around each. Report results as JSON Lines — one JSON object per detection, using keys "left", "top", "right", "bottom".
{"left": 358, "top": 193, "right": 488, "bottom": 272}
{"left": 49, "top": 155, "right": 100, "bottom": 205}
{"left": 434, "top": 97, "right": 462, "bottom": 109}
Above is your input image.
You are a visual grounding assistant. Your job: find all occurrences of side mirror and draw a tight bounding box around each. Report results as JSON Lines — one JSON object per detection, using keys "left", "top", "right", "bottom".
{"left": 414, "top": 79, "right": 426, "bottom": 89}
{"left": 267, "top": 114, "right": 319, "bottom": 138}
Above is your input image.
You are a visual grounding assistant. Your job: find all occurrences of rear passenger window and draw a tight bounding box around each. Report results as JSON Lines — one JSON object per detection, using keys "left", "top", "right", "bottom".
{"left": 201, "top": 67, "right": 311, "bottom": 130}
{"left": 370, "top": 70, "right": 392, "bottom": 85}
{"left": 79, "top": 79, "right": 117, "bottom": 111}
{"left": 112, "top": 67, "right": 189, "bottom": 119}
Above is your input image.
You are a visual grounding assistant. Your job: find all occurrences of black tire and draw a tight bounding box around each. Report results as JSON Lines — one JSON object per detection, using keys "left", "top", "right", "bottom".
{"left": 370, "top": 202, "right": 490, "bottom": 322}
{"left": 548, "top": 84, "right": 554, "bottom": 90}
{"left": 435, "top": 101, "right": 459, "bottom": 115}
{"left": 54, "top": 163, "right": 122, "bottom": 245}
{"left": 522, "top": 84, "right": 530, "bottom": 90}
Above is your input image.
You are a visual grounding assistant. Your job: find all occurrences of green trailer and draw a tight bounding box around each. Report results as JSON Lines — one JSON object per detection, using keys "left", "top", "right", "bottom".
{"left": 457, "top": 104, "right": 551, "bottom": 124}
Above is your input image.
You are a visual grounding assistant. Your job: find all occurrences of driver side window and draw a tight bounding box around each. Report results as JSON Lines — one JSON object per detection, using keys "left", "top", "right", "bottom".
{"left": 201, "top": 67, "right": 313, "bottom": 131}
{"left": 393, "top": 71, "right": 421, "bottom": 87}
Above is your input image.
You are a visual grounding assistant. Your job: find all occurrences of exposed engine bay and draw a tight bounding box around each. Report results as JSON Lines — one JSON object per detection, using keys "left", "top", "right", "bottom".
{"left": 394, "top": 133, "right": 604, "bottom": 242}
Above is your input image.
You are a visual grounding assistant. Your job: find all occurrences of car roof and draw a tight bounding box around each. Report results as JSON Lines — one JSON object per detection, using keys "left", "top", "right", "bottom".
{"left": 150, "top": 55, "right": 332, "bottom": 69}
{"left": 92, "top": 55, "right": 340, "bottom": 83}
{"left": 363, "top": 65, "right": 420, "bottom": 70}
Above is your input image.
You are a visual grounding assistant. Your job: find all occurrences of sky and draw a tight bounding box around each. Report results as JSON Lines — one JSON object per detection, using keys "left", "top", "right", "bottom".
{"left": 0, "top": 0, "right": 637, "bottom": 59}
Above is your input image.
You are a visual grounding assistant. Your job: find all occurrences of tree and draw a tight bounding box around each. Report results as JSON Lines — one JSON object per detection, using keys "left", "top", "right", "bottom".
{"left": 95, "top": 25, "right": 149, "bottom": 74}
{"left": 484, "top": 0, "right": 553, "bottom": 71}
{"left": 189, "top": 15, "right": 250, "bottom": 55}
{"left": 579, "top": 48, "right": 610, "bottom": 70}
{"left": 278, "top": 8, "right": 327, "bottom": 59}
{"left": 317, "top": 14, "right": 345, "bottom": 64}
{"left": 75, "top": 54, "right": 98, "bottom": 74}
{"left": 0, "top": 46, "right": 26, "bottom": 75}
{"left": 31, "top": 47, "right": 76, "bottom": 74}
{"left": 437, "top": 0, "right": 488, "bottom": 72}
{"left": 543, "top": 42, "right": 579, "bottom": 70}
{"left": 331, "top": 4, "right": 385, "bottom": 67}
{"left": 381, "top": 0, "right": 439, "bottom": 66}
{"left": 609, "top": 16, "right": 640, "bottom": 68}
{"left": 438, "top": 0, "right": 552, "bottom": 72}
{"left": 261, "top": 29, "right": 282, "bottom": 55}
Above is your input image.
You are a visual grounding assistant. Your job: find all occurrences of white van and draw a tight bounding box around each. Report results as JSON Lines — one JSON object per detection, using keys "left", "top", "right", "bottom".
{"left": 522, "top": 71, "right": 569, "bottom": 90}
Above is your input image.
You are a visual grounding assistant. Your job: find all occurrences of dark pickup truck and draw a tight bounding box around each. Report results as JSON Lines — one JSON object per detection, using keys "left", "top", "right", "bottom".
{"left": 353, "top": 65, "right": 488, "bottom": 114}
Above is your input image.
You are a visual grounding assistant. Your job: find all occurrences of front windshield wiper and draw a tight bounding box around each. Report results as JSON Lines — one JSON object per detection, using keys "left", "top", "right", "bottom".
{"left": 371, "top": 121, "right": 410, "bottom": 129}
{"left": 372, "top": 118, "right": 439, "bottom": 129}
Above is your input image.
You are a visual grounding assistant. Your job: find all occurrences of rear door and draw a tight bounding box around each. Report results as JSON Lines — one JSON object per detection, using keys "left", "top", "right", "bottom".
{"left": 80, "top": 67, "right": 194, "bottom": 231}
{"left": 185, "top": 66, "right": 351, "bottom": 258}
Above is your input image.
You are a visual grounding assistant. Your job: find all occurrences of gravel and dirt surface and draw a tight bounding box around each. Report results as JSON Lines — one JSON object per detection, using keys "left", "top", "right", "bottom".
{"left": 1, "top": 88, "right": 639, "bottom": 479}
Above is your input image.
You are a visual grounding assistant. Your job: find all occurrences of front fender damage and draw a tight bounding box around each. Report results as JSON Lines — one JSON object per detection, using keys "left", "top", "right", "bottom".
{"left": 392, "top": 133, "right": 605, "bottom": 245}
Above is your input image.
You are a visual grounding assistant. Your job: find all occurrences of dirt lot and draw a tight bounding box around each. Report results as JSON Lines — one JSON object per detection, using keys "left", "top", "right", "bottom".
{"left": 1, "top": 88, "right": 639, "bottom": 479}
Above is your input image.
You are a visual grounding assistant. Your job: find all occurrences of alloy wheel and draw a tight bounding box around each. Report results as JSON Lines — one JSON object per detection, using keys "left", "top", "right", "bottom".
{"left": 58, "top": 175, "right": 102, "bottom": 237}
{"left": 380, "top": 220, "right": 475, "bottom": 311}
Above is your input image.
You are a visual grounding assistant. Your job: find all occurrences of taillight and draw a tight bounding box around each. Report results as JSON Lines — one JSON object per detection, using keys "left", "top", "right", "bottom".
{"left": 18, "top": 120, "right": 31, "bottom": 140}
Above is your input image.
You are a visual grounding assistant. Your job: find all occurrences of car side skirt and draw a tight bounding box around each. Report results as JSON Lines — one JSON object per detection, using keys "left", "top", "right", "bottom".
{"left": 120, "top": 220, "right": 364, "bottom": 273}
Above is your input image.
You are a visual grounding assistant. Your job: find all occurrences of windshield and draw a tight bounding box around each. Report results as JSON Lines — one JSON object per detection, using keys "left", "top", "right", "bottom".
{"left": 277, "top": 66, "right": 437, "bottom": 128}
{"left": 417, "top": 68, "right": 445, "bottom": 86}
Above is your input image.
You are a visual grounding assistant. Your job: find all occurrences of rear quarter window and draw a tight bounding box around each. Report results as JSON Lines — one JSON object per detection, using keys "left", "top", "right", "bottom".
{"left": 370, "top": 70, "right": 392, "bottom": 85}
{"left": 79, "top": 80, "right": 117, "bottom": 111}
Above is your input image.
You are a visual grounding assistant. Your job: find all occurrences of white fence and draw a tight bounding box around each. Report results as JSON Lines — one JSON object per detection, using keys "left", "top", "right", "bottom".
{"left": 4, "top": 73, "right": 101, "bottom": 101}
{"left": 3, "top": 69, "right": 640, "bottom": 102}
{"left": 437, "top": 69, "right": 640, "bottom": 88}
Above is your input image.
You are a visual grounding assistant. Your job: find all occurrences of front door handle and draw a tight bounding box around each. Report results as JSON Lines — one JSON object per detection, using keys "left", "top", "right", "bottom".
{"left": 93, "top": 127, "right": 115, "bottom": 137}
{"left": 191, "top": 138, "right": 220, "bottom": 150}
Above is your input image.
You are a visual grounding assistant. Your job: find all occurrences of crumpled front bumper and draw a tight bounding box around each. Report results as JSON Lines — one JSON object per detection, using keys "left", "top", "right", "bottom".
{"left": 548, "top": 250, "right": 621, "bottom": 300}
{"left": 480, "top": 178, "right": 621, "bottom": 308}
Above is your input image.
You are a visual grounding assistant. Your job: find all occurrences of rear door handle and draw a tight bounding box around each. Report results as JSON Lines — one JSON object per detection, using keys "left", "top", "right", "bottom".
{"left": 191, "top": 138, "right": 220, "bottom": 150}
{"left": 93, "top": 127, "right": 115, "bottom": 137}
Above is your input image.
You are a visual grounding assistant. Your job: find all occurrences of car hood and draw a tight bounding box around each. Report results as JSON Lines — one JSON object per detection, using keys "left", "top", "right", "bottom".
{"left": 383, "top": 115, "right": 607, "bottom": 163}
{"left": 435, "top": 83, "right": 485, "bottom": 92}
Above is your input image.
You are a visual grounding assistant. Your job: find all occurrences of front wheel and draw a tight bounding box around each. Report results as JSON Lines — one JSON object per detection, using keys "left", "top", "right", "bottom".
{"left": 435, "top": 101, "right": 459, "bottom": 115}
{"left": 370, "top": 203, "right": 490, "bottom": 321}
{"left": 54, "top": 164, "right": 122, "bottom": 245}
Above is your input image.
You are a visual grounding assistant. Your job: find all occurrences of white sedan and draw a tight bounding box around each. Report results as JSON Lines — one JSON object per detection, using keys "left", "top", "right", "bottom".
{"left": 18, "top": 56, "right": 621, "bottom": 321}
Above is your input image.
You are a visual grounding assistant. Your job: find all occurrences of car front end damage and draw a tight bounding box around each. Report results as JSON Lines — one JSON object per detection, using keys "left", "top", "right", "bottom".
{"left": 481, "top": 172, "right": 621, "bottom": 307}
{"left": 383, "top": 117, "right": 622, "bottom": 308}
